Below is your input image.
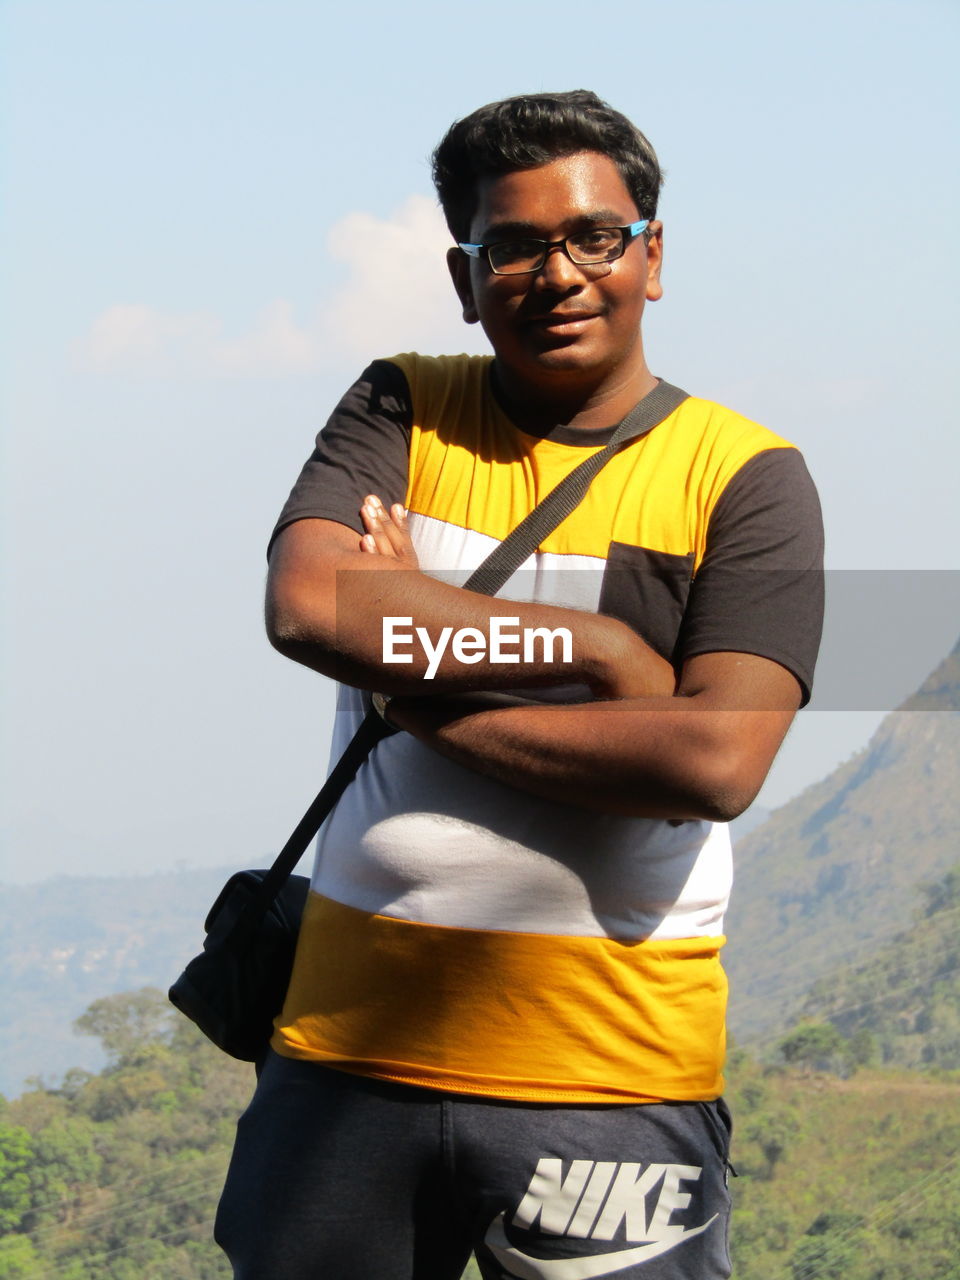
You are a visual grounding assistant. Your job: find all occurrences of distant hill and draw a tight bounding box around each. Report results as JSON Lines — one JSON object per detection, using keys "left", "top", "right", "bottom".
{"left": 725, "top": 636, "right": 960, "bottom": 1046}
{"left": 0, "top": 866, "right": 238, "bottom": 1096}
{"left": 731, "top": 803, "right": 771, "bottom": 841}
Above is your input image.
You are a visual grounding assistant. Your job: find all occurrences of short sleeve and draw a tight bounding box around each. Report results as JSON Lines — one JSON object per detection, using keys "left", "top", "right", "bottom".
{"left": 676, "top": 447, "right": 825, "bottom": 704}
{"left": 267, "top": 360, "right": 412, "bottom": 558}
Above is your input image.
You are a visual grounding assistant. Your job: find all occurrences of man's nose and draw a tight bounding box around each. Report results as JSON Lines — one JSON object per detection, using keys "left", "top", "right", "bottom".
{"left": 534, "top": 242, "right": 591, "bottom": 288}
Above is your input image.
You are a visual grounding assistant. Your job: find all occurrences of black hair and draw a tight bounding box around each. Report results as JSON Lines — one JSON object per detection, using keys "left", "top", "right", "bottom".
{"left": 431, "top": 90, "right": 663, "bottom": 242}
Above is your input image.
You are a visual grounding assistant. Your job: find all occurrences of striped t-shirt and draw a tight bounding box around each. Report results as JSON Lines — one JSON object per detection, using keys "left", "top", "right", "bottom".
{"left": 268, "top": 353, "right": 823, "bottom": 1104}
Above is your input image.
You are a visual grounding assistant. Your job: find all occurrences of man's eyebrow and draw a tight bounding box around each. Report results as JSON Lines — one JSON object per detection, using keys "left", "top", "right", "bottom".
{"left": 478, "top": 220, "right": 541, "bottom": 241}
{"left": 479, "top": 211, "right": 629, "bottom": 241}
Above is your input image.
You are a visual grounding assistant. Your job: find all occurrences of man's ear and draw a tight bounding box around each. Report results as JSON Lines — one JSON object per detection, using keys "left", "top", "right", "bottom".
{"left": 447, "top": 246, "right": 480, "bottom": 324}
{"left": 644, "top": 221, "right": 664, "bottom": 303}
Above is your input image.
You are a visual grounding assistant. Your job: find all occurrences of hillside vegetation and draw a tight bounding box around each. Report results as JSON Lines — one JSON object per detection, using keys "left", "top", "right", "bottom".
{"left": 1, "top": 990, "right": 959, "bottom": 1279}
{"left": 795, "top": 866, "right": 960, "bottom": 1071}
{"left": 726, "top": 1053, "right": 960, "bottom": 1280}
{"left": 0, "top": 992, "right": 249, "bottom": 1279}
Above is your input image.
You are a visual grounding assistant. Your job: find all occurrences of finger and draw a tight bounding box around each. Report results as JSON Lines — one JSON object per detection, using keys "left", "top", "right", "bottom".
{"left": 387, "top": 504, "right": 413, "bottom": 541}
{"left": 385, "top": 503, "right": 420, "bottom": 569}
{"left": 364, "top": 496, "right": 410, "bottom": 557}
{"left": 361, "top": 497, "right": 401, "bottom": 557}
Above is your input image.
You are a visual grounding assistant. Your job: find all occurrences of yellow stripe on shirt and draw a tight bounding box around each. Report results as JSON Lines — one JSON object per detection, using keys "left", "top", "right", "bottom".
{"left": 273, "top": 893, "right": 727, "bottom": 1104}
{"left": 389, "top": 352, "right": 794, "bottom": 569}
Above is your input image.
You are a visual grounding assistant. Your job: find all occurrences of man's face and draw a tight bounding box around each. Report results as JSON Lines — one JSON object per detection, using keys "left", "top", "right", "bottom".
{"left": 448, "top": 150, "right": 662, "bottom": 400}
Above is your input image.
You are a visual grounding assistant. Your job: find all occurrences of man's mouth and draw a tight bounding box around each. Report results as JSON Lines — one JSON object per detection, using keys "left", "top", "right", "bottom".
{"left": 524, "top": 310, "right": 602, "bottom": 333}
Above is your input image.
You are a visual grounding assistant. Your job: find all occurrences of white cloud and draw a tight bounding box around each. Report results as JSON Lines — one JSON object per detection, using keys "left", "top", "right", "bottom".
{"left": 323, "top": 194, "right": 485, "bottom": 357}
{"left": 213, "top": 299, "right": 321, "bottom": 374}
{"left": 74, "top": 304, "right": 221, "bottom": 374}
{"left": 72, "top": 299, "right": 323, "bottom": 376}
{"left": 72, "top": 196, "right": 487, "bottom": 377}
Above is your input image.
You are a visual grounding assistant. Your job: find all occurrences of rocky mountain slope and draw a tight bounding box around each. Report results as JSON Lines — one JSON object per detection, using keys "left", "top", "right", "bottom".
{"left": 726, "top": 637, "right": 960, "bottom": 1046}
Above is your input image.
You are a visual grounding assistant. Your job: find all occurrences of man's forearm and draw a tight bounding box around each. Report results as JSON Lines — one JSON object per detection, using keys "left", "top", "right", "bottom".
{"left": 266, "top": 519, "right": 675, "bottom": 699}
{"left": 384, "top": 655, "right": 800, "bottom": 822}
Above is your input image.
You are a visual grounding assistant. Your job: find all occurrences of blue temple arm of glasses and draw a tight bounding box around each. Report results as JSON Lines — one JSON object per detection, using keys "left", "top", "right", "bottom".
{"left": 458, "top": 242, "right": 483, "bottom": 256}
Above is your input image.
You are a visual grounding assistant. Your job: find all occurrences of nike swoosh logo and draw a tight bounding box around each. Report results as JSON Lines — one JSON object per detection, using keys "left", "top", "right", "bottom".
{"left": 483, "top": 1212, "right": 718, "bottom": 1279}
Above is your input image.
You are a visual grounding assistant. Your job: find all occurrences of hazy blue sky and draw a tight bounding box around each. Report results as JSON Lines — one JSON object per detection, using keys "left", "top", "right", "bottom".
{"left": 3, "top": 0, "right": 958, "bottom": 882}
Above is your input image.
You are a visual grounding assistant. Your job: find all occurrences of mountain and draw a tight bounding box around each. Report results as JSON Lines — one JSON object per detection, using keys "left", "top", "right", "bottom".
{"left": 725, "top": 636, "right": 960, "bottom": 1046}
{"left": 0, "top": 866, "right": 238, "bottom": 1097}
{"left": 730, "top": 803, "right": 771, "bottom": 840}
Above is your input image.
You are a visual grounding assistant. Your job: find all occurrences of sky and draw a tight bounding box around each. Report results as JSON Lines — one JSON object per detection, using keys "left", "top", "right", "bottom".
{"left": 3, "top": 0, "right": 958, "bottom": 883}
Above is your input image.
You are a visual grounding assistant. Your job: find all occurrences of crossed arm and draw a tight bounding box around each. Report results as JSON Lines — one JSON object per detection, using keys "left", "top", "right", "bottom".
{"left": 266, "top": 499, "right": 802, "bottom": 822}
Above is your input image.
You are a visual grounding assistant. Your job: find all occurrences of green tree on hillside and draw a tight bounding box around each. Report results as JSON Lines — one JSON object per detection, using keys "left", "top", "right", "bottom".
{"left": 789, "top": 1211, "right": 866, "bottom": 1280}
{"left": 778, "top": 1022, "right": 846, "bottom": 1073}
{"left": 0, "top": 1126, "right": 34, "bottom": 1232}
{"left": 0, "top": 989, "right": 251, "bottom": 1278}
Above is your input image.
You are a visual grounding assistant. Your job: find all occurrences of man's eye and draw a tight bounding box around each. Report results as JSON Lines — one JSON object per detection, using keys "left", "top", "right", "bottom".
{"left": 494, "top": 240, "right": 540, "bottom": 262}
{"left": 572, "top": 229, "right": 619, "bottom": 253}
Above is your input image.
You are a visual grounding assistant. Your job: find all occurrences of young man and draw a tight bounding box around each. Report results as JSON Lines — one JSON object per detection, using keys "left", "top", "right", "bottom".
{"left": 216, "top": 91, "right": 823, "bottom": 1279}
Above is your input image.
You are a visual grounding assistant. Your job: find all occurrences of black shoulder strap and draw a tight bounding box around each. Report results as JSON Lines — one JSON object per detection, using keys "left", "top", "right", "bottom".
{"left": 466, "top": 380, "right": 687, "bottom": 596}
{"left": 232, "top": 381, "right": 689, "bottom": 934}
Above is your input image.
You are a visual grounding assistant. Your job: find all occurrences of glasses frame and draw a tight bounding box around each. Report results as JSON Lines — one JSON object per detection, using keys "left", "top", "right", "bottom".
{"left": 458, "top": 220, "right": 650, "bottom": 276}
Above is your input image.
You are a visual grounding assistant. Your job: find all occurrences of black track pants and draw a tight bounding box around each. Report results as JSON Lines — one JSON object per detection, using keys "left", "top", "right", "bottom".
{"left": 215, "top": 1051, "right": 733, "bottom": 1280}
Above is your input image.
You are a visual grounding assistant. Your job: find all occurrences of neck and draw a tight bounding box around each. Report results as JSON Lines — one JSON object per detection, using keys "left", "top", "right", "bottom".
{"left": 492, "top": 357, "right": 658, "bottom": 433}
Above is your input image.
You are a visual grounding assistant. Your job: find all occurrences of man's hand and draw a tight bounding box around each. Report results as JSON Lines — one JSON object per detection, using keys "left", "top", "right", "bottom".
{"left": 358, "top": 495, "right": 420, "bottom": 568}
{"left": 353, "top": 495, "right": 666, "bottom": 702}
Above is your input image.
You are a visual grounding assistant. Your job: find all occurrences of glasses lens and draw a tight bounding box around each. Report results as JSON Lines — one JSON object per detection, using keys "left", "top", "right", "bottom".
{"left": 566, "top": 228, "right": 625, "bottom": 265}
{"left": 487, "top": 239, "right": 547, "bottom": 274}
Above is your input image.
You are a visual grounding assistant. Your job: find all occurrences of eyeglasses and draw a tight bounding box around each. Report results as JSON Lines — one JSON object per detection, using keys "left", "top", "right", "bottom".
{"left": 458, "top": 220, "right": 649, "bottom": 276}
